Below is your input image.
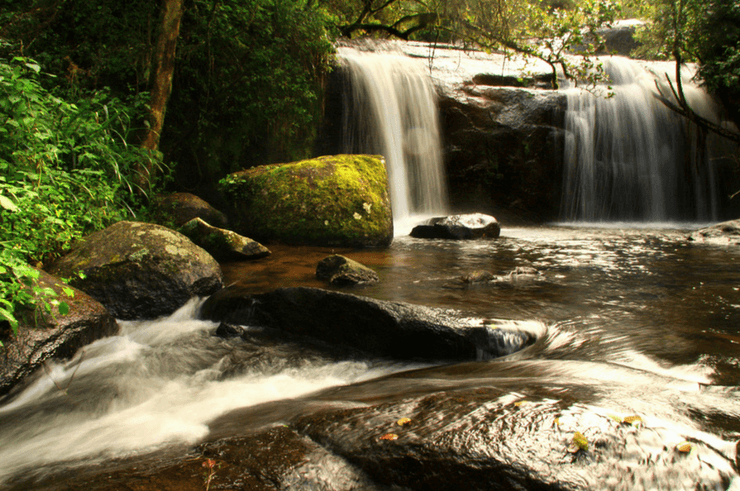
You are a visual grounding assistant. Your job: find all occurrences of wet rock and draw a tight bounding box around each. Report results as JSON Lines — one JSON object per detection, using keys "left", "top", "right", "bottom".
{"left": 219, "top": 154, "right": 393, "bottom": 247}
{"left": 438, "top": 86, "right": 567, "bottom": 223}
{"left": 687, "top": 219, "right": 740, "bottom": 246}
{"left": 48, "top": 221, "right": 223, "bottom": 320}
{"left": 292, "top": 387, "right": 736, "bottom": 491}
{"left": 200, "top": 286, "right": 530, "bottom": 361}
{"left": 180, "top": 217, "right": 271, "bottom": 261}
{"left": 316, "top": 255, "right": 379, "bottom": 285}
{"left": 460, "top": 270, "right": 496, "bottom": 284}
{"left": 0, "top": 269, "right": 118, "bottom": 396}
{"left": 18, "top": 426, "right": 389, "bottom": 491}
{"left": 153, "top": 192, "right": 228, "bottom": 228}
{"left": 410, "top": 213, "right": 501, "bottom": 240}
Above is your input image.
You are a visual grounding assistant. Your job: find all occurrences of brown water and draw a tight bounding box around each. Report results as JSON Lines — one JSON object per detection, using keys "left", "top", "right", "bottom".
{"left": 1, "top": 224, "right": 739, "bottom": 488}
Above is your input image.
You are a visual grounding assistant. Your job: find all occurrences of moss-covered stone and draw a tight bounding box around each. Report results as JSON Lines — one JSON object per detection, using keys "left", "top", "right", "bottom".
{"left": 48, "top": 221, "right": 223, "bottom": 320}
{"left": 180, "top": 218, "right": 271, "bottom": 261}
{"left": 219, "top": 155, "right": 393, "bottom": 247}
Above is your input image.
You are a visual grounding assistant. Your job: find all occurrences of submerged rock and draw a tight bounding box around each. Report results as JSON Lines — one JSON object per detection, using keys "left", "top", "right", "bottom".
{"left": 153, "top": 192, "right": 228, "bottom": 228}
{"left": 180, "top": 217, "right": 270, "bottom": 261}
{"left": 410, "top": 213, "right": 501, "bottom": 240}
{"left": 316, "top": 255, "right": 379, "bottom": 286}
{"left": 48, "top": 221, "right": 223, "bottom": 320}
{"left": 219, "top": 154, "right": 393, "bottom": 247}
{"left": 0, "top": 269, "right": 118, "bottom": 396}
{"left": 200, "top": 286, "right": 530, "bottom": 361}
{"left": 687, "top": 219, "right": 740, "bottom": 246}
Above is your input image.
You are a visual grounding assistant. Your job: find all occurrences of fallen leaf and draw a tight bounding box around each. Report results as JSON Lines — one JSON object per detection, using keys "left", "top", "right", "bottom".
{"left": 397, "top": 417, "right": 412, "bottom": 426}
{"left": 568, "top": 431, "right": 588, "bottom": 453}
{"left": 676, "top": 441, "right": 693, "bottom": 453}
{"left": 623, "top": 415, "right": 643, "bottom": 427}
{"left": 514, "top": 400, "right": 530, "bottom": 407}
{"left": 379, "top": 433, "right": 399, "bottom": 441}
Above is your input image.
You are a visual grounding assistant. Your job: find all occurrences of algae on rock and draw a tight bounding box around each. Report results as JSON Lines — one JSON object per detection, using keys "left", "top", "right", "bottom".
{"left": 219, "top": 155, "right": 393, "bottom": 247}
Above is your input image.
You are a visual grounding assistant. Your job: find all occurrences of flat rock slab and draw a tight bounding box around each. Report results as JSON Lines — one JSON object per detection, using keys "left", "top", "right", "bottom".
{"left": 200, "top": 286, "right": 531, "bottom": 361}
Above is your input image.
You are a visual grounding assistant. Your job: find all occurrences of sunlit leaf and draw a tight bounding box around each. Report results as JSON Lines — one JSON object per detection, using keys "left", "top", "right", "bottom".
{"left": 514, "top": 400, "right": 530, "bottom": 407}
{"left": 58, "top": 302, "right": 70, "bottom": 316}
{"left": 676, "top": 442, "right": 693, "bottom": 454}
{"left": 379, "top": 433, "right": 399, "bottom": 441}
{"left": 397, "top": 417, "right": 411, "bottom": 426}
{"left": 568, "top": 431, "right": 588, "bottom": 453}
{"left": 0, "top": 195, "right": 18, "bottom": 212}
{"left": 623, "top": 415, "right": 643, "bottom": 427}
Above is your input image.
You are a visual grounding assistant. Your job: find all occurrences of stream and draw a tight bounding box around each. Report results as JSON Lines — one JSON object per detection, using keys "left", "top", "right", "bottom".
{"left": 1, "top": 224, "right": 738, "bottom": 489}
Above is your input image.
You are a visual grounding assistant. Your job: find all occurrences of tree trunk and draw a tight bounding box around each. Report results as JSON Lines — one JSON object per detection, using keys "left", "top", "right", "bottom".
{"left": 138, "top": 0, "right": 184, "bottom": 186}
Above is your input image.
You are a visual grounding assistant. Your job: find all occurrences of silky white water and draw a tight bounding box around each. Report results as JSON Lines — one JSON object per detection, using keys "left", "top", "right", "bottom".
{"left": 561, "top": 57, "right": 726, "bottom": 222}
{"left": 337, "top": 47, "right": 448, "bottom": 233}
{"left": 0, "top": 299, "right": 407, "bottom": 481}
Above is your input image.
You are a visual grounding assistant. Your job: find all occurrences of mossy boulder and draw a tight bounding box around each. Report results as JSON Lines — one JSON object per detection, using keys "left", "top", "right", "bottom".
{"left": 180, "top": 218, "right": 271, "bottom": 261}
{"left": 0, "top": 269, "right": 118, "bottom": 396}
{"left": 219, "top": 155, "right": 393, "bottom": 247}
{"left": 48, "top": 221, "right": 223, "bottom": 320}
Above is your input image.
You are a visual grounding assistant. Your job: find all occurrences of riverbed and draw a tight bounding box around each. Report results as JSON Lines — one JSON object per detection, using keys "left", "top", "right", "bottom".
{"left": 1, "top": 224, "right": 738, "bottom": 489}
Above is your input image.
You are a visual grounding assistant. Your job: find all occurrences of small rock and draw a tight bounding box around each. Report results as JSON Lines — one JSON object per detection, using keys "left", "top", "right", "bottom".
{"left": 687, "top": 220, "right": 740, "bottom": 246}
{"left": 410, "top": 213, "right": 501, "bottom": 240}
{"left": 316, "top": 255, "right": 379, "bottom": 286}
{"left": 154, "top": 192, "right": 228, "bottom": 228}
{"left": 181, "top": 218, "right": 271, "bottom": 261}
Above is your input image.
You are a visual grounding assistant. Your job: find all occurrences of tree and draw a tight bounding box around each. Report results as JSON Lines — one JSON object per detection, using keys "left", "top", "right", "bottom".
{"left": 137, "top": 0, "right": 185, "bottom": 188}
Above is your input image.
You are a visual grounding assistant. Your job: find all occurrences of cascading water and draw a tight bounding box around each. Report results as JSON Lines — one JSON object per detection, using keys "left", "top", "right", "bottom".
{"left": 337, "top": 47, "right": 448, "bottom": 233}
{"left": 560, "top": 57, "right": 726, "bottom": 222}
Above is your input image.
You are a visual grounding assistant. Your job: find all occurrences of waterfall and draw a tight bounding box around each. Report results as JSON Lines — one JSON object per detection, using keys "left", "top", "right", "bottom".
{"left": 337, "top": 47, "right": 448, "bottom": 232}
{"left": 560, "top": 57, "right": 725, "bottom": 223}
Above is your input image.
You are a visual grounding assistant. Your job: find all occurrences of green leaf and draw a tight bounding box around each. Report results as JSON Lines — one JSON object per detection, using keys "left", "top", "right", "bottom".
{"left": 0, "top": 195, "right": 18, "bottom": 212}
{"left": 58, "top": 302, "right": 70, "bottom": 316}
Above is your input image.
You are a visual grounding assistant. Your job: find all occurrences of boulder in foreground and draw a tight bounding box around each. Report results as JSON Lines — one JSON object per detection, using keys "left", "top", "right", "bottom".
{"left": 219, "top": 155, "right": 393, "bottom": 247}
{"left": 410, "top": 213, "right": 501, "bottom": 239}
{"left": 49, "top": 221, "right": 223, "bottom": 320}
{"left": 0, "top": 269, "right": 118, "bottom": 396}
{"left": 200, "top": 286, "right": 530, "bottom": 361}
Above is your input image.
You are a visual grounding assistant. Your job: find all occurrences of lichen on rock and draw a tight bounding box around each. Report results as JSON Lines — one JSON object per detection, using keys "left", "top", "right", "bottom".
{"left": 219, "top": 154, "right": 393, "bottom": 247}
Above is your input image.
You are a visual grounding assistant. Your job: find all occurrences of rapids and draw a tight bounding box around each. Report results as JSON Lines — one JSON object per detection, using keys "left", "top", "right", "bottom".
{"left": 1, "top": 225, "right": 738, "bottom": 489}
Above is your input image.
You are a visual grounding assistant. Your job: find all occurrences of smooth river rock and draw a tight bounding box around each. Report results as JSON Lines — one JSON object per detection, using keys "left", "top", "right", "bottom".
{"left": 410, "top": 213, "right": 501, "bottom": 240}
{"left": 316, "top": 254, "right": 379, "bottom": 285}
{"left": 219, "top": 154, "right": 394, "bottom": 247}
{"left": 687, "top": 219, "right": 740, "bottom": 246}
{"left": 0, "top": 269, "right": 118, "bottom": 396}
{"left": 200, "top": 286, "right": 530, "bottom": 361}
{"left": 153, "top": 192, "right": 228, "bottom": 228}
{"left": 48, "top": 221, "right": 223, "bottom": 320}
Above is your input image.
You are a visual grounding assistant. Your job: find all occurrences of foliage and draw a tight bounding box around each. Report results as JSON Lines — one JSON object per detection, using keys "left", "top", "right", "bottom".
{"left": 323, "top": 0, "right": 620, "bottom": 89}
{"left": 0, "top": 56, "right": 162, "bottom": 338}
{"left": 164, "top": 0, "right": 336, "bottom": 190}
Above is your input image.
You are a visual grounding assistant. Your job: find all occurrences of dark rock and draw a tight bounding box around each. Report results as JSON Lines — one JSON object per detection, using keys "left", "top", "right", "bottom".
{"left": 687, "top": 219, "right": 740, "bottom": 246}
{"left": 180, "top": 217, "right": 270, "bottom": 261}
{"left": 460, "top": 270, "right": 496, "bottom": 284}
{"left": 291, "top": 386, "right": 730, "bottom": 491}
{"left": 48, "top": 221, "right": 223, "bottom": 320}
{"left": 410, "top": 214, "right": 501, "bottom": 240}
{"left": 316, "top": 255, "right": 379, "bottom": 285}
{"left": 219, "top": 155, "right": 394, "bottom": 247}
{"left": 214, "top": 322, "right": 245, "bottom": 338}
{"left": 200, "top": 286, "right": 530, "bottom": 361}
{"left": 0, "top": 269, "right": 118, "bottom": 396}
{"left": 154, "top": 192, "right": 228, "bottom": 228}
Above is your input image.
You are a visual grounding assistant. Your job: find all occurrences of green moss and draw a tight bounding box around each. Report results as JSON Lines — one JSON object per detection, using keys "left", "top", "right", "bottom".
{"left": 219, "top": 155, "right": 393, "bottom": 247}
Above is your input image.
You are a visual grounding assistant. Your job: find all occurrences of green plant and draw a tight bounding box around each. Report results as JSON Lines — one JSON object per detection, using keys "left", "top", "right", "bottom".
{"left": 0, "top": 56, "right": 166, "bottom": 340}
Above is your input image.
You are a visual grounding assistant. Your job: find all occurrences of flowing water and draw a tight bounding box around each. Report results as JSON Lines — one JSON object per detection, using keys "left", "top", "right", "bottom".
{"left": 1, "top": 225, "right": 738, "bottom": 489}
{"left": 561, "top": 58, "right": 728, "bottom": 222}
{"left": 337, "top": 47, "right": 448, "bottom": 233}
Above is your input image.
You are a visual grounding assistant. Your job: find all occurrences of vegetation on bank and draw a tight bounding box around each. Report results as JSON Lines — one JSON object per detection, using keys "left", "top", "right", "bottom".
{"left": 1, "top": 0, "right": 739, "bottom": 342}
